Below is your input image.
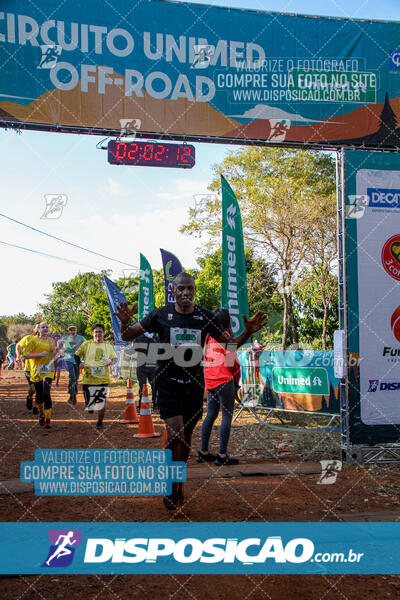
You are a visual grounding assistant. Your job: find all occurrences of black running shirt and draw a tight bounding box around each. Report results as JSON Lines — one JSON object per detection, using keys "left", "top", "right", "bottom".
{"left": 140, "top": 305, "right": 225, "bottom": 383}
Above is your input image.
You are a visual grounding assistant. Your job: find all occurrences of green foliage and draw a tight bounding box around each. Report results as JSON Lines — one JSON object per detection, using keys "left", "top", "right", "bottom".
{"left": 0, "top": 313, "right": 37, "bottom": 326}
{"left": 6, "top": 323, "right": 34, "bottom": 343}
{"left": 0, "top": 314, "right": 37, "bottom": 344}
{"left": 292, "top": 271, "right": 339, "bottom": 349}
{"left": 39, "top": 271, "right": 139, "bottom": 339}
{"left": 193, "top": 250, "right": 222, "bottom": 309}
{"left": 0, "top": 318, "right": 8, "bottom": 347}
{"left": 190, "top": 248, "right": 282, "bottom": 328}
{"left": 180, "top": 146, "right": 337, "bottom": 348}
{"left": 153, "top": 268, "right": 167, "bottom": 308}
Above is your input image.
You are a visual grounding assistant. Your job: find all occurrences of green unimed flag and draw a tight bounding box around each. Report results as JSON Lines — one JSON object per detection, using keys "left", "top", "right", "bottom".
{"left": 138, "top": 253, "right": 155, "bottom": 321}
{"left": 221, "top": 175, "right": 249, "bottom": 336}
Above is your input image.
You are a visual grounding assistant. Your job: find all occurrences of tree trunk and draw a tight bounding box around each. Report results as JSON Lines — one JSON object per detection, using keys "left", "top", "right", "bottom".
{"left": 321, "top": 291, "right": 328, "bottom": 351}
{"left": 286, "top": 292, "right": 299, "bottom": 347}
{"left": 281, "top": 290, "right": 288, "bottom": 350}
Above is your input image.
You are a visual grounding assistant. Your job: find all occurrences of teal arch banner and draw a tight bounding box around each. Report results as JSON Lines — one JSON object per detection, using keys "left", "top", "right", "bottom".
{"left": 1, "top": 1, "right": 400, "bottom": 147}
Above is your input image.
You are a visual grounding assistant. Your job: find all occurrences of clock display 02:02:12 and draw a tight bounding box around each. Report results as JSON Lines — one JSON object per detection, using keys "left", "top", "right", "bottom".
{"left": 108, "top": 141, "right": 195, "bottom": 168}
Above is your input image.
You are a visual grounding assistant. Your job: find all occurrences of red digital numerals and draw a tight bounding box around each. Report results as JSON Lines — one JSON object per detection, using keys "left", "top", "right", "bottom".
{"left": 109, "top": 141, "right": 194, "bottom": 168}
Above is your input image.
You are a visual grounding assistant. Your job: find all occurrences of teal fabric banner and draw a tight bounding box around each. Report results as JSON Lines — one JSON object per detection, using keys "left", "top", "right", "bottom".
{"left": 1, "top": 1, "right": 400, "bottom": 147}
{"left": 237, "top": 350, "right": 340, "bottom": 414}
{"left": 138, "top": 253, "right": 155, "bottom": 321}
{"left": 221, "top": 175, "right": 249, "bottom": 336}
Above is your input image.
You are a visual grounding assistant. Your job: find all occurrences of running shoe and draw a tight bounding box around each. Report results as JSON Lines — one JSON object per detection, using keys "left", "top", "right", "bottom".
{"left": 96, "top": 421, "right": 103, "bottom": 430}
{"left": 196, "top": 451, "right": 217, "bottom": 463}
{"left": 26, "top": 396, "right": 33, "bottom": 410}
{"left": 39, "top": 416, "right": 45, "bottom": 427}
{"left": 214, "top": 454, "right": 239, "bottom": 466}
{"left": 67, "top": 396, "right": 74, "bottom": 405}
{"left": 45, "top": 420, "right": 51, "bottom": 429}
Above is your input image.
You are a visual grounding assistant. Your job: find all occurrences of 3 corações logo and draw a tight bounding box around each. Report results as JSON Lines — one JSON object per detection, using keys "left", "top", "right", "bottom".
{"left": 381, "top": 235, "right": 400, "bottom": 281}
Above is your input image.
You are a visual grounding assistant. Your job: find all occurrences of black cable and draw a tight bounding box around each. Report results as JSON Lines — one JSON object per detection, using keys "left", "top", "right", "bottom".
{"left": 0, "top": 240, "right": 97, "bottom": 268}
{"left": 0, "top": 211, "right": 138, "bottom": 268}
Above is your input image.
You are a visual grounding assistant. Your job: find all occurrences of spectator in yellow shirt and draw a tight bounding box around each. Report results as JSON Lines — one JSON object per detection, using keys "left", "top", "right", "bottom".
{"left": 16, "top": 324, "right": 40, "bottom": 413}
{"left": 75, "top": 323, "right": 117, "bottom": 431}
{"left": 24, "top": 322, "right": 56, "bottom": 428}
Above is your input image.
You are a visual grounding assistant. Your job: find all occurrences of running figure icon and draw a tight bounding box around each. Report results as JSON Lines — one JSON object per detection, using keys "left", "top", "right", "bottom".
{"left": 45, "top": 531, "right": 77, "bottom": 566}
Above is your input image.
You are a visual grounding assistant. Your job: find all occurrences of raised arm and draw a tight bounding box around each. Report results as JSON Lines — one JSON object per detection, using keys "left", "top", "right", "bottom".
{"left": 114, "top": 301, "right": 145, "bottom": 342}
{"left": 216, "top": 311, "right": 267, "bottom": 349}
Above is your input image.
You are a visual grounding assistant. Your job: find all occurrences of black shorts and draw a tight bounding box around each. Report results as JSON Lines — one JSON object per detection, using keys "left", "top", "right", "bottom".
{"left": 24, "top": 371, "right": 32, "bottom": 384}
{"left": 156, "top": 377, "right": 204, "bottom": 425}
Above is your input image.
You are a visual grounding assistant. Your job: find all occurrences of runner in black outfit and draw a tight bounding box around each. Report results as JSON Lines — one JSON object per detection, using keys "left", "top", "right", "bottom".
{"left": 133, "top": 332, "right": 158, "bottom": 411}
{"left": 115, "top": 272, "right": 266, "bottom": 510}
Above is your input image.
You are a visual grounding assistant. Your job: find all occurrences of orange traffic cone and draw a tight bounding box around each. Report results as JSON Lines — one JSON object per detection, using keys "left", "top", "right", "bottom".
{"left": 123, "top": 379, "right": 139, "bottom": 423}
{"left": 134, "top": 384, "right": 160, "bottom": 438}
{"left": 161, "top": 426, "right": 167, "bottom": 449}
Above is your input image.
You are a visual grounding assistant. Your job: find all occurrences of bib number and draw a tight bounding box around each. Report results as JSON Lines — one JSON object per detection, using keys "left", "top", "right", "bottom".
{"left": 170, "top": 327, "right": 201, "bottom": 346}
{"left": 91, "top": 366, "right": 105, "bottom": 376}
{"left": 38, "top": 364, "right": 51, "bottom": 374}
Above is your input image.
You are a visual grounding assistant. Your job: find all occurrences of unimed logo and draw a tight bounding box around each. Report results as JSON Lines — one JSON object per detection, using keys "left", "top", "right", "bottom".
{"left": 83, "top": 536, "right": 314, "bottom": 565}
{"left": 391, "top": 306, "right": 400, "bottom": 342}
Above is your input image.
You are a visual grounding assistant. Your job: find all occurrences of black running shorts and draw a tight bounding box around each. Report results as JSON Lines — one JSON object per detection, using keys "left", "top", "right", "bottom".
{"left": 156, "top": 376, "right": 204, "bottom": 425}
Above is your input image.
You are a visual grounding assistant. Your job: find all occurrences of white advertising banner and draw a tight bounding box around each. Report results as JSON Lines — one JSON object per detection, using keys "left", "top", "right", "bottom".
{"left": 356, "top": 168, "right": 400, "bottom": 425}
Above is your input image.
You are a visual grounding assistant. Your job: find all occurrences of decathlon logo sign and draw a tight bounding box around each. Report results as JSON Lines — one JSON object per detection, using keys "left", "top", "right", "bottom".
{"left": 83, "top": 536, "right": 314, "bottom": 564}
{"left": 367, "top": 188, "right": 400, "bottom": 208}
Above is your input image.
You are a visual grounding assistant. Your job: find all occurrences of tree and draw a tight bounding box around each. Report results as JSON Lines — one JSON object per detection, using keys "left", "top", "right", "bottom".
{"left": 7, "top": 323, "right": 34, "bottom": 343}
{"left": 0, "top": 314, "right": 37, "bottom": 343}
{"left": 194, "top": 247, "right": 279, "bottom": 321}
{"left": 39, "top": 271, "right": 139, "bottom": 338}
{"left": 193, "top": 250, "right": 222, "bottom": 309}
{"left": 180, "top": 147, "right": 336, "bottom": 348}
{"left": 292, "top": 271, "right": 338, "bottom": 349}
{"left": 302, "top": 192, "right": 338, "bottom": 349}
{"left": 0, "top": 318, "right": 8, "bottom": 347}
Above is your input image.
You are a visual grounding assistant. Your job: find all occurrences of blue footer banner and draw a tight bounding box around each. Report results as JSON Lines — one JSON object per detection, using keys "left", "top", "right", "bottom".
{"left": 0, "top": 522, "right": 399, "bottom": 574}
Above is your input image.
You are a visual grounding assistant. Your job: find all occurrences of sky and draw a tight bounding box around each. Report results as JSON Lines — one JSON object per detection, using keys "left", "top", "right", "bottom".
{"left": 1, "top": 0, "right": 399, "bottom": 316}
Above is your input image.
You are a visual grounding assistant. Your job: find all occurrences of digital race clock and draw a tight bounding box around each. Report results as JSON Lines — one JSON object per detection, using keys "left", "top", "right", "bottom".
{"left": 107, "top": 140, "right": 195, "bottom": 168}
